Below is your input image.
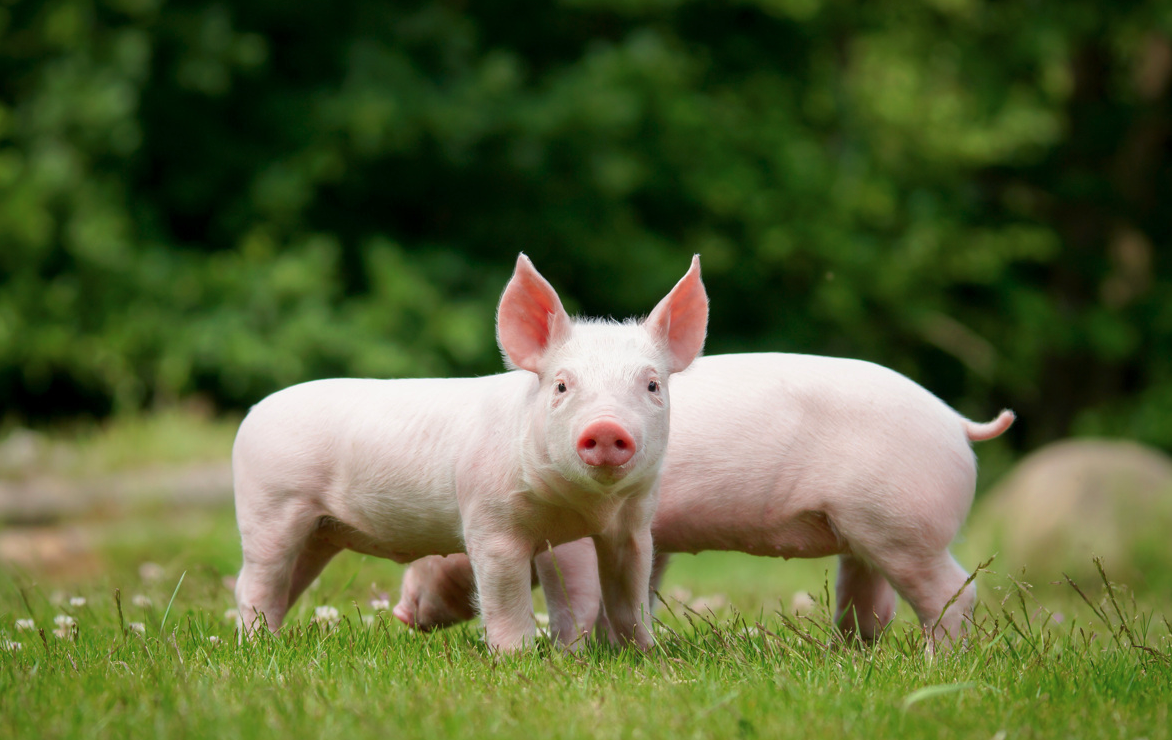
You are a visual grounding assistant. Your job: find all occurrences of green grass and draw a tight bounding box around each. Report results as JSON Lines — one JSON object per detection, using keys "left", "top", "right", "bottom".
{"left": 2, "top": 515, "right": 1170, "bottom": 740}
{"left": 2, "top": 414, "right": 1169, "bottom": 739}
{"left": 1, "top": 407, "right": 240, "bottom": 480}
{"left": 66, "top": 409, "right": 240, "bottom": 475}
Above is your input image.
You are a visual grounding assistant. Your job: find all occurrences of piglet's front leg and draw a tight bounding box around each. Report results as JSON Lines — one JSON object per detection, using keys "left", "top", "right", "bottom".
{"left": 593, "top": 525, "right": 656, "bottom": 650}
{"left": 466, "top": 531, "right": 537, "bottom": 652}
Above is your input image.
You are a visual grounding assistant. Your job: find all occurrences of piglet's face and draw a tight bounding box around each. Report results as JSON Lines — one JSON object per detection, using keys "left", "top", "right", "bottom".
{"left": 538, "top": 325, "right": 668, "bottom": 486}
{"left": 496, "top": 255, "right": 708, "bottom": 491}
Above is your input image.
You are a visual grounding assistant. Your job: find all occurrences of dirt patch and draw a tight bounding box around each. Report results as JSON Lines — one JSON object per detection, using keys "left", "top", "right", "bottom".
{"left": 0, "top": 459, "right": 232, "bottom": 577}
{"left": 0, "top": 461, "right": 232, "bottom": 525}
{"left": 0, "top": 525, "right": 106, "bottom": 581}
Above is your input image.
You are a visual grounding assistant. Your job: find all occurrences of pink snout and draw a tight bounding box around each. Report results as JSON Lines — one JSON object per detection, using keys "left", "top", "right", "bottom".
{"left": 576, "top": 419, "right": 636, "bottom": 467}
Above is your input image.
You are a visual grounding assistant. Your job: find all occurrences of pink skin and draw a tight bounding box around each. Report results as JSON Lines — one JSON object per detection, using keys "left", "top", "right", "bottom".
{"left": 395, "top": 353, "right": 1016, "bottom": 650}
{"left": 232, "top": 253, "right": 708, "bottom": 651}
{"left": 577, "top": 419, "right": 637, "bottom": 468}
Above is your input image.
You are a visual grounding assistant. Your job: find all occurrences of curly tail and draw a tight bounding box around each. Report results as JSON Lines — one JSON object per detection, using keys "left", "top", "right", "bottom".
{"left": 963, "top": 409, "right": 1016, "bottom": 442}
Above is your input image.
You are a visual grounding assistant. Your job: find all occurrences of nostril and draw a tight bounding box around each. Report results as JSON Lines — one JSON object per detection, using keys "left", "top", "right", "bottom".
{"left": 576, "top": 420, "right": 637, "bottom": 468}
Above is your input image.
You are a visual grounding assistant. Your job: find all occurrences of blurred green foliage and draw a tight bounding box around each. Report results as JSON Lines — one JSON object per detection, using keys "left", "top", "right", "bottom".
{"left": 2, "top": 0, "right": 1170, "bottom": 450}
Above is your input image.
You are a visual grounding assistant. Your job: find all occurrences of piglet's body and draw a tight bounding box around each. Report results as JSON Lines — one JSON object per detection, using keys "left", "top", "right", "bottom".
{"left": 397, "top": 352, "right": 1014, "bottom": 647}
{"left": 232, "top": 254, "right": 708, "bottom": 651}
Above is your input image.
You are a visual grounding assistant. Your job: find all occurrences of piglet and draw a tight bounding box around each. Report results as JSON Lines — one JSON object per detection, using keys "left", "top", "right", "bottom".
{"left": 395, "top": 353, "right": 1014, "bottom": 648}
{"left": 232, "top": 254, "right": 708, "bottom": 650}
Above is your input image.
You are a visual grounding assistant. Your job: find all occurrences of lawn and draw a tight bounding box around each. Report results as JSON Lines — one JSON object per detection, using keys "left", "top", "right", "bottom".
{"left": 1, "top": 415, "right": 1169, "bottom": 739}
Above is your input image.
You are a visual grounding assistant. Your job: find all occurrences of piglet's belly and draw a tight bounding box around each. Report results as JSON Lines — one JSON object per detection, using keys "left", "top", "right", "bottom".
{"left": 652, "top": 509, "right": 845, "bottom": 559}
{"left": 315, "top": 516, "right": 464, "bottom": 563}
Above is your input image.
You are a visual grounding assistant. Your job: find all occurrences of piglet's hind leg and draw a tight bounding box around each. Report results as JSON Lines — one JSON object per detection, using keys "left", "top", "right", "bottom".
{"left": 875, "top": 549, "right": 976, "bottom": 652}
{"left": 235, "top": 500, "right": 324, "bottom": 635}
{"left": 834, "top": 553, "right": 898, "bottom": 643}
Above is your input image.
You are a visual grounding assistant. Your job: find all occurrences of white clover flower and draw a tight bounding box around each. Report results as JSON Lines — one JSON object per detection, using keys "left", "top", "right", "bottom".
{"left": 53, "top": 628, "right": 75, "bottom": 641}
{"left": 128, "top": 622, "right": 146, "bottom": 634}
{"left": 688, "top": 594, "right": 728, "bottom": 613}
{"left": 1, "top": 639, "right": 21, "bottom": 651}
{"left": 790, "top": 591, "right": 816, "bottom": 617}
{"left": 54, "top": 614, "right": 75, "bottom": 628}
{"left": 534, "top": 612, "right": 550, "bottom": 628}
{"left": 15, "top": 619, "right": 35, "bottom": 631}
{"left": 313, "top": 605, "right": 340, "bottom": 621}
{"left": 138, "top": 562, "right": 165, "bottom": 583}
{"left": 369, "top": 598, "right": 391, "bottom": 611}
{"left": 362, "top": 615, "right": 375, "bottom": 627}
{"left": 69, "top": 596, "right": 87, "bottom": 608}
{"left": 223, "top": 608, "right": 240, "bottom": 623}
{"left": 131, "top": 594, "right": 152, "bottom": 608}
{"left": 208, "top": 635, "right": 221, "bottom": 644}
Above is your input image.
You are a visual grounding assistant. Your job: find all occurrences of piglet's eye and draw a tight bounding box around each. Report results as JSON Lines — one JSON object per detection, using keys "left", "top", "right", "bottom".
{"left": 556, "top": 382, "right": 567, "bottom": 393}
{"left": 648, "top": 380, "right": 659, "bottom": 392}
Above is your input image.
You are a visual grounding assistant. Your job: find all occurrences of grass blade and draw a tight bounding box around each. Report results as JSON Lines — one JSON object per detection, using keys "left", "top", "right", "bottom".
{"left": 159, "top": 571, "right": 187, "bottom": 637}
{"left": 901, "top": 682, "right": 979, "bottom": 709}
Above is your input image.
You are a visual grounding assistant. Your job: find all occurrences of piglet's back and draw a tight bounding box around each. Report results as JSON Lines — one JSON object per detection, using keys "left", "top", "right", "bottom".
{"left": 657, "top": 353, "right": 981, "bottom": 553}
{"left": 232, "top": 373, "right": 534, "bottom": 508}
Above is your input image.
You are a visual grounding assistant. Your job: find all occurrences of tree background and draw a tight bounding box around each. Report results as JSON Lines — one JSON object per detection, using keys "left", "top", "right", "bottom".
{"left": 2, "top": 0, "right": 1170, "bottom": 452}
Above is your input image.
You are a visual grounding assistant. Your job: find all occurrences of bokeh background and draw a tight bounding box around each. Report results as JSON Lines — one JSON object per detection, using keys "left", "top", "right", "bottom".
{"left": 2, "top": 0, "right": 1172, "bottom": 614}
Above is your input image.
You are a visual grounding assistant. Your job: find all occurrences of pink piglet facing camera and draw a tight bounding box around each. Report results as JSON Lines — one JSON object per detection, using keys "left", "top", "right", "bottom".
{"left": 231, "top": 253, "right": 708, "bottom": 652}
{"left": 397, "top": 352, "right": 1014, "bottom": 652}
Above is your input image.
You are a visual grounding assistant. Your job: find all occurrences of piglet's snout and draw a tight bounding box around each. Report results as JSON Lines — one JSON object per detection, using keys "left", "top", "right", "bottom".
{"left": 576, "top": 419, "right": 637, "bottom": 467}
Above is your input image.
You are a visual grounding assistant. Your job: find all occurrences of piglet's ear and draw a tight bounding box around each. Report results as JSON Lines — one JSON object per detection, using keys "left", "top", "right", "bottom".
{"left": 645, "top": 255, "right": 708, "bottom": 373}
{"left": 497, "top": 254, "right": 573, "bottom": 373}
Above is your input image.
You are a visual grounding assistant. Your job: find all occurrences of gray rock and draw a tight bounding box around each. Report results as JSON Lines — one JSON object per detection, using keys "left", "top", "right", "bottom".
{"left": 964, "top": 438, "right": 1172, "bottom": 594}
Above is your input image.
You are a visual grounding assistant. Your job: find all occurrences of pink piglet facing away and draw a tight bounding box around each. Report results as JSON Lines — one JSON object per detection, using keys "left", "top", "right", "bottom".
{"left": 395, "top": 353, "right": 1014, "bottom": 650}
{"left": 231, "top": 253, "right": 709, "bottom": 651}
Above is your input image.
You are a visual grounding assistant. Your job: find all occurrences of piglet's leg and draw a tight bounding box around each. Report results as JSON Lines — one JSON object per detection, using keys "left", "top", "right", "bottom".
{"left": 593, "top": 527, "right": 655, "bottom": 650}
{"left": 466, "top": 532, "right": 537, "bottom": 651}
{"left": 834, "top": 554, "right": 897, "bottom": 642}
{"left": 394, "top": 554, "right": 478, "bottom": 631}
{"left": 234, "top": 500, "right": 323, "bottom": 635}
{"left": 648, "top": 552, "right": 671, "bottom": 609}
{"left": 536, "top": 538, "right": 602, "bottom": 650}
{"left": 876, "top": 549, "right": 976, "bottom": 653}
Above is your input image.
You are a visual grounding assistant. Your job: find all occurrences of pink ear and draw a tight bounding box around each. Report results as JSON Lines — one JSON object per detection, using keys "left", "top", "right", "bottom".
{"left": 496, "top": 254, "right": 572, "bottom": 373}
{"left": 645, "top": 255, "right": 708, "bottom": 373}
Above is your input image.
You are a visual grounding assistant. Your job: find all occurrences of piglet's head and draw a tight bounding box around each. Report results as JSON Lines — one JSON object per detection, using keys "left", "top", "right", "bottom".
{"left": 497, "top": 254, "right": 708, "bottom": 489}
